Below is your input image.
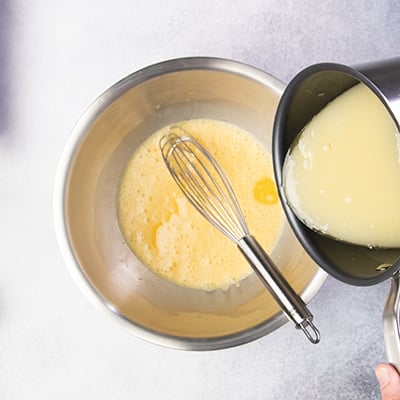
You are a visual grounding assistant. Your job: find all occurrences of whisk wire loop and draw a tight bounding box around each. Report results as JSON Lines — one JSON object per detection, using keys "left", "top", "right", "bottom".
{"left": 160, "top": 128, "right": 249, "bottom": 243}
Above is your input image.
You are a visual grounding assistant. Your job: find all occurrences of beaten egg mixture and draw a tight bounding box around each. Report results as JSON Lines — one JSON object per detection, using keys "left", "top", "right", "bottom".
{"left": 118, "top": 119, "right": 283, "bottom": 290}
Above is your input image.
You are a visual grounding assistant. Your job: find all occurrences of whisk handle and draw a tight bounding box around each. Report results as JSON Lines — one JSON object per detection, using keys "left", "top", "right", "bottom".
{"left": 238, "top": 235, "right": 320, "bottom": 344}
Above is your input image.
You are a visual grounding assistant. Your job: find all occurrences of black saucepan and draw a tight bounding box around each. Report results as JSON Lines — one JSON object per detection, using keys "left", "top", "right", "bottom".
{"left": 272, "top": 57, "right": 400, "bottom": 370}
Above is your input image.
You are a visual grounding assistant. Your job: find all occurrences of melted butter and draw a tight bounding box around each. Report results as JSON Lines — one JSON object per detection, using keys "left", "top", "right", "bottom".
{"left": 283, "top": 83, "right": 400, "bottom": 248}
{"left": 118, "top": 118, "right": 283, "bottom": 290}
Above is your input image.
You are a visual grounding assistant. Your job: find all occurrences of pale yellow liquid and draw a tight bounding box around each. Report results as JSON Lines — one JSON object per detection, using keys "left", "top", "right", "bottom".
{"left": 118, "top": 119, "right": 283, "bottom": 290}
{"left": 283, "top": 83, "right": 400, "bottom": 248}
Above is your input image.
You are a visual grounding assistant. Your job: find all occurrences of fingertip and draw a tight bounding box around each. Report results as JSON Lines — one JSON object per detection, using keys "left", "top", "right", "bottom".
{"left": 375, "top": 363, "right": 400, "bottom": 388}
{"left": 375, "top": 364, "right": 391, "bottom": 387}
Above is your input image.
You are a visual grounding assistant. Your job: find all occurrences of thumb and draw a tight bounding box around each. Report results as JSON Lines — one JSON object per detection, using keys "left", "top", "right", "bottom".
{"left": 375, "top": 363, "right": 400, "bottom": 400}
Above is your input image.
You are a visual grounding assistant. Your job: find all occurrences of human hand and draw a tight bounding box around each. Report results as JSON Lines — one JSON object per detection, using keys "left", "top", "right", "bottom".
{"left": 375, "top": 363, "right": 400, "bottom": 399}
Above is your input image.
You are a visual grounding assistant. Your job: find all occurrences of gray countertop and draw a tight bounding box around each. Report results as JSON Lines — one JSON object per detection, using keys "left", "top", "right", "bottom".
{"left": 1, "top": 1, "right": 399, "bottom": 398}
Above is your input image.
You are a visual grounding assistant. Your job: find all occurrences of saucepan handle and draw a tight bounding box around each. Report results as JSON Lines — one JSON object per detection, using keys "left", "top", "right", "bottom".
{"left": 383, "top": 270, "right": 400, "bottom": 372}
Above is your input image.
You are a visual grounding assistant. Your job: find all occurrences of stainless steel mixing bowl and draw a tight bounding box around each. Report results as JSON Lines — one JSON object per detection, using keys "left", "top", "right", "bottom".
{"left": 53, "top": 57, "right": 326, "bottom": 350}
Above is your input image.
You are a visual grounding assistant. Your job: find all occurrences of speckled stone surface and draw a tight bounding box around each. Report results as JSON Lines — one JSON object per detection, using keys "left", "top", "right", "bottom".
{"left": 0, "top": 1, "right": 399, "bottom": 398}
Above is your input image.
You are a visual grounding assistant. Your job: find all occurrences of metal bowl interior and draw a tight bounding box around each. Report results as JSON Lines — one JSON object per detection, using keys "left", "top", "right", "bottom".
{"left": 54, "top": 57, "right": 326, "bottom": 350}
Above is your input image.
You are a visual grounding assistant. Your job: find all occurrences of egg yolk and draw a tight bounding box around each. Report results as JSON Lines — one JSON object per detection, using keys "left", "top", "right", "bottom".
{"left": 254, "top": 177, "right": 278, "bottom": 205}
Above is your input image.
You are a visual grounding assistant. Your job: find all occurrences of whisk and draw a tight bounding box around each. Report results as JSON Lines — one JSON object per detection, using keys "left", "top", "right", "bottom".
{"left": 159, "top": 126, "right": 320, "bottom": 343}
